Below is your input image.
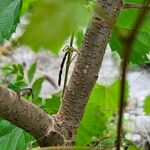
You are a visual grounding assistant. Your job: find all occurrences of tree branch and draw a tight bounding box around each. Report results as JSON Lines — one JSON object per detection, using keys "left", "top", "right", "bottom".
{"left": 123, "top": 2, "right": 150, "bottom": 9}
{"left": 56, "top": 0, "right": 123, "bottom": 144}
{"left": 0, "top": 85, "right": 68, "bottom": 147}
{"left": 0, "top": 85, "right": 52, "bottom": 139}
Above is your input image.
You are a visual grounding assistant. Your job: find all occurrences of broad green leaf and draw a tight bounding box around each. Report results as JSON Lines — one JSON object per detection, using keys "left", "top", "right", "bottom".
{"left": 32, "top": 77, "right": 45, "bottom": 98}
{"left": 110, "top": 30, "right": 150, "bottom": 64}
{"left": 20, "top": 0, "right": 90, "bottom": 53}
{"left": 76, "top": 80, "right": 129, "bottom": 146}
{"left": 0, "top": 119, "right": 15, "bottom": 137}
{"left": 89, "top": 80, "right": 129, "bottom": 116}
{"left": 28, "top": 62, "right": 37, "bottom": 83}
{"left": 116, "top": 9, "right": 140, "bottom": 30}
{"left": 0, "top": 0, "right": 22, "bottom": 44}
{"left": 0, "top": 119, "right": 34, "bottom": 150}
{"left": 144, "top": 96, "right": 150, "bottom": 114}
{"left": 76, "top": 104, "right": 107, "bottom": 145}
{"left": 110, "top": 4, "right": 150, "bottom": 64}
{"left": 44, "top": 94, "right": 61, "bottom": 115}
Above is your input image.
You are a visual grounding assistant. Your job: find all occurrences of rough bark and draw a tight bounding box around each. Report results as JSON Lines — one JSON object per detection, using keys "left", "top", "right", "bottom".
{"left": 0, "top": 0, "right": 123, "bottom": 147}
{"left": 0, "top": 85, "right": 52, "bottom": 140}
{"left": 55, "top": 0, "right": 122, "bottom": 145}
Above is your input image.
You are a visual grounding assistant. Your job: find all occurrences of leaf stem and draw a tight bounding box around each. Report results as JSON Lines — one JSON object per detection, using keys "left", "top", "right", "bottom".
{"left": 116, "top": 1, "right": 150, "bottom": 150}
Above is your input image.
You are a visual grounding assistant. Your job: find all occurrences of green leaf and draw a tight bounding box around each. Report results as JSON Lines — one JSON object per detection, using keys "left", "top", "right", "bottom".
{"left": 144, "top": 95, "right": 150, "bottom": 114}
{"left": 20, "top": 0, "right": 90, "bottom": 53}
{"left": 76, "top": 80, "right": 129, "bottom": 146}
{"left": 0, "top": 0, "right": 22, "bottom": 44}
{"left": 28, "top": 62, "right": 37, "bottom": 83}
{"left": 33, "top": 97, "right": 44, "bottom": 107}
{"left": 21, "top": 0, "right": 38, "bottom": 15}
{"left": 0, "top": 128, "right": 24, "bottom": 150}
{"left": 7, "top": 83, "right": 21, "bottom": 93}
{"left": 110, "top": 7, "right": 150, "bottom": 64}
{"left": 89, "top": 80, "right": 129, "bottom": 116}
{"left": 12, "top": 64, "right": 18, "bottom": 74}
{"left": 76, "top": 28, "right": 84, "bottom": 49}
{"left": 44, "top": 94, "right": 61, "bottom": 115}
{"left": 32, "top": 77, "right": 45, "bottom": 99}
{"left": 1, "top": 65, "right": 13, "bottom": 73}
{"left": 76, "top": 104, "right": 107, "bottom": 146}
{"left": 0, "top": 120, "right": 15, "bottom": 137}
{"left": 0, "top": 119, "right": 34, "bottom": 150}
{"left": 17, "top": 64, "right": 24, "bottom": 76}
{"left": 109, "top": 30, "right": 150, "bottom": 64}
{"left": 124, "top": 0, "right": 146, "bottom": 4}
{"left": 13, "top": 80, "right": 28, "bottom": 88}
{"left": 16, "top": 74, "right": 24, "bottom": 81}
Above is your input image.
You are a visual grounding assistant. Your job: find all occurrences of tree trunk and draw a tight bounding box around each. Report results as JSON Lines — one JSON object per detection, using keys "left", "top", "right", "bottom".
{"left": 0, "top": 0, "right": 122, "bottom": 147}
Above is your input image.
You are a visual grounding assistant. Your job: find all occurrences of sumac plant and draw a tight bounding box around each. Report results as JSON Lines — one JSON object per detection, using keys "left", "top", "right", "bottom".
{"left": 0, "top": 0, "right": 150, "bottom": 150}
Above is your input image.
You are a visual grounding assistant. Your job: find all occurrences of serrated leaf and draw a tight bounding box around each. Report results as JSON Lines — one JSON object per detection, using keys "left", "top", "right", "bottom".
{"left": 20, "top": 0, "right": 90, "bottom": 53}
{"left": 32, "top": 77, "right": 45, "bottom": 98}
{"left": 0, "top": 0, "right": 22, "bottom": 44}
{"left": 144, "top": 95, "right": 150, "bottom": 114}
{"left": 28, "top": 62, "right": 37, "bottom": 83}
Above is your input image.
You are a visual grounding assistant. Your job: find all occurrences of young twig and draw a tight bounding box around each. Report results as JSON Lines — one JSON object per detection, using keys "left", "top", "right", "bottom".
{"left": 116, "top": 1, "right": 150, "bottom": 150}
{"left": 62, "top": 34, "right": 74, "bottom": 97}
{"left": 68, "top": 53, "right": 78, "bottom": 65}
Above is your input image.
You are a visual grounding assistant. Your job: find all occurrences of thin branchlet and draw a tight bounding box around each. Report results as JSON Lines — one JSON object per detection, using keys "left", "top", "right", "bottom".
{"left": 62, "top": 34, "right": 74, "bottom": 97}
